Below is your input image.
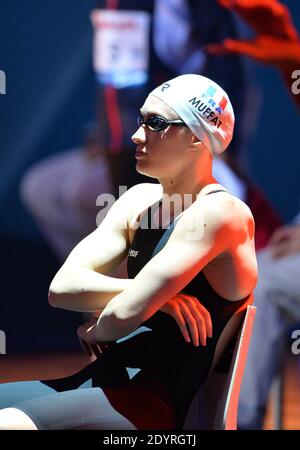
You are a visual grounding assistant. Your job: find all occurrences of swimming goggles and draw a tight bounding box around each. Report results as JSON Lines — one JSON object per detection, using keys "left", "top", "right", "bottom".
{"left": 137, "top": 114, "right": 187, "bottom": 132}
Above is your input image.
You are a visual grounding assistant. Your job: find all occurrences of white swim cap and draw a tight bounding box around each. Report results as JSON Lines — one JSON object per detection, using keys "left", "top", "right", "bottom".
{"left": 149, "top": 74, "right": 235, "bottom": 155}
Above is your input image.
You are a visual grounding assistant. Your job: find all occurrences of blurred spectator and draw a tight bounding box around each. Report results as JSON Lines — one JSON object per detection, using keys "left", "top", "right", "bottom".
{"left": 238, "top": 218, "right": 300, "bottom": 429}
{"left": 206, "top": 0, "right": 300, "bottom": 429}
{"left": 19, "top": 122, "right": 113, "bottom": 261}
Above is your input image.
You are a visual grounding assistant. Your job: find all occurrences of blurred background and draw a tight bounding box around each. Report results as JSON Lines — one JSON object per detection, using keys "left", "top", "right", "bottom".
{"left": 0, "top": 0, "right": 300, "bottom": 430}
{"left": 0, "top": 1, "right": 97, "bottom": 353}
{"left": 0, "top": 0, "right": 299, "bottom": 349}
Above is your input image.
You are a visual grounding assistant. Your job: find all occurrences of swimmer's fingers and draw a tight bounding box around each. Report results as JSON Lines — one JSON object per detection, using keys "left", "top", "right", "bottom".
{"left": 180, "top": 294, "right": 213, "bottom": 339}
{"left": 178, "top": 301, "right": 207, "bottom": 347}
{"left": 78, "top": 336, "right": 93, "bottom": 357}
{"left": 79, "top": 336, "right": 103, "bottom": 359}
{"left": 90, "top": 343, "right": 103, "bottom": 358}
{"left": 165, "top": 299, "right": 206, "bottom": 346}
{"left": 165, "top": 304, "right": 192, "bottom": 344}
{"left": 160, "top": 295, "right": 212, "bottom": 346}
{"left": 77, "top": 323, "right": 100, "bottom": 358}
{"left": 160, "top": 301, "right": 191, "bottom": 343}
{"left": 97, "top": 342, "right": 111, "bottom": 354}
{"left": 77, "top": 324, "right": 90, "bottom": 355}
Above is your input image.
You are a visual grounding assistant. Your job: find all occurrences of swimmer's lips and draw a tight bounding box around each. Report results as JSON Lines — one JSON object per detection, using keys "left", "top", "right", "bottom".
{"left": 135, "top": 151, "right": 147, "bottom": 158}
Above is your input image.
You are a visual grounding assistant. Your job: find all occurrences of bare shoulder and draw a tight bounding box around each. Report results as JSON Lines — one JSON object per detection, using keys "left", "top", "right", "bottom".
{"left": 62, "top": 183, "right": 163, "bottom": 273}
{"left": 119, "top": 182, "right": 163, "bottom": 218}
{"left": 119, "top": 183, "right": 162, "bottom": 204}
{"left": 128, "top": 182, "right": 162, "bottom": 198}
{"left": 106, "top": 182, "right": 161, "bottom": 217}
{"left": 204, "top": 191, "right": 254, "bottom": 225}
{"left": 174, "top": 189, "right": 254, "bottom": 243}
{"left": 205, "top": 192, "right": 254, "bottom": 239}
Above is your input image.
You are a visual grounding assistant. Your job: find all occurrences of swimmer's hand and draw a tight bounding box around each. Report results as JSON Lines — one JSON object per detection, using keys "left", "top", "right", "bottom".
{"left": 77, "top": 317, "right": 112, "bottom": 358}
{"left": 159, "top": 294, "right": 213, "bottom": 347}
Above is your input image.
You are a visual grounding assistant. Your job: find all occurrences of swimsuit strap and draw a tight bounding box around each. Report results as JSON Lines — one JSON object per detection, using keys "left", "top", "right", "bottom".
{"left": 151, "top": 189, "right": 230, "bottom": 256}
{"left": 204, "top": 189, "right": 229, "bottom": 195}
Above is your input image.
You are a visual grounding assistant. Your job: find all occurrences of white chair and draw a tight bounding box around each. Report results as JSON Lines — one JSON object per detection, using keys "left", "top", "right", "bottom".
{"left": 183, "top": 305, "right": 257, "bottom": 430}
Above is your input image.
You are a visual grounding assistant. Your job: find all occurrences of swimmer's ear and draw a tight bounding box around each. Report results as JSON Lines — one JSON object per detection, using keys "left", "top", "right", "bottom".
{"left": 190, "top": 134, "right": 202, "bottom": 150}
{"left": 191, "top": 135, "right": 212, "bottom": 157}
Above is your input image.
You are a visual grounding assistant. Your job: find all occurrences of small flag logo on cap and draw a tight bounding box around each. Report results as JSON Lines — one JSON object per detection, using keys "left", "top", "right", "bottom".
{"left": 201, "top": 85, "right": 228, "bottom": 114}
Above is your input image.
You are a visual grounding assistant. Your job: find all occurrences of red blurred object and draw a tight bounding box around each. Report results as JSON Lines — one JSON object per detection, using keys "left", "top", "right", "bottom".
{"left": 206, "top": 35, "right": 300, "bottom": 71}
{"left": 246, "top": 184, "right": 283, "bottom": 250}
{"left": 217, "top": 0, "right": 299, "bottom": 40}
{"left": 205, "top": 0, "right": 300, "bottom": 110}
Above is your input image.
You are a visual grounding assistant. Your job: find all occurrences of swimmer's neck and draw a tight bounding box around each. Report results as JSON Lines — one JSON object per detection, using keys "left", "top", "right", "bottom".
{"left": 157, "top": 151, "right": 216, "bottom": 204}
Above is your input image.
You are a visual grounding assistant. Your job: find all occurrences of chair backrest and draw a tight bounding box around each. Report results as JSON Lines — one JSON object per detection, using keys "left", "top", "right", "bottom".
{"left": 183, "top": 305, "right": 256, "bottom": 430}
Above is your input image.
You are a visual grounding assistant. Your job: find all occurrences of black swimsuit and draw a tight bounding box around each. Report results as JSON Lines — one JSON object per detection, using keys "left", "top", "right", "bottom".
{"left": 103, "top": 189, "right": 250, "bottom": 428}
{"left": 41, "top": 189, "right": 251, "bottom": 430}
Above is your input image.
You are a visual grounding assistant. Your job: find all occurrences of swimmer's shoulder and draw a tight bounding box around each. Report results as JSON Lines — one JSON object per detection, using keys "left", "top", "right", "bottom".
{"left": 181, "top": 184, "right": 255, "bottom": 239}
{"left": 198, "top": 183, "right": 253, "bottom": 220}
{"left": 119, "top": 182, "right": 162, "bottom": 206}
{"left": 118, "top": 182, "right": 163, "bottom": 223}
{"left": 127, "top": 182, "right": 162, "bottom": 197}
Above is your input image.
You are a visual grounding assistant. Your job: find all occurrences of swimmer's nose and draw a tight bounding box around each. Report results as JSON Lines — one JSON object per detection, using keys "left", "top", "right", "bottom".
{"left": 131, "top": 124, "right": 146, "bottom": 144}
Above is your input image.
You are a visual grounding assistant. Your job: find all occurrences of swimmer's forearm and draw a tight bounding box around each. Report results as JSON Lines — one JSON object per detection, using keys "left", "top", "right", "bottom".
{"left": 84, "top": 294, "right": 141, "bottom": 342}
{"left": 48, "top": 266, "right": 133, "bottom": 312}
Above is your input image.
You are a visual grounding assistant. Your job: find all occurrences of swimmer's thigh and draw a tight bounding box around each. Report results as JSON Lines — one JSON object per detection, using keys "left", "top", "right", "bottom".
{"left": 9, "top": 386, "right": 138, "bottom": 430}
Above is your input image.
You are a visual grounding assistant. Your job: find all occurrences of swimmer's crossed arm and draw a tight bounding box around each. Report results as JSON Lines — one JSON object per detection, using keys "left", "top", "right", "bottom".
{"left": 49, "top": 184, "right": 254, "bottom": 345}
{"left": 48, "top": 186, "right": 139, "bottom": 312}
{"left": 91, "top": 198, "right": 251, "bottom": 342}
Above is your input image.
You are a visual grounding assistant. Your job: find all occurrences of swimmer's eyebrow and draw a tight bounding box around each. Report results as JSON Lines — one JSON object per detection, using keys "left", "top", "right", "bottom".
{"left": 139, "top": 109, "right": 180, "bottom": 121}
{"left": 139, "top": 109, "right": 163, "bottom": 118}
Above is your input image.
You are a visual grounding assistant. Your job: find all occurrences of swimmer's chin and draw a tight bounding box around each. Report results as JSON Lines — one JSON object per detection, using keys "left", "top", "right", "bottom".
{"left": 135, "top": 164, "right": 158, "bottom": 179}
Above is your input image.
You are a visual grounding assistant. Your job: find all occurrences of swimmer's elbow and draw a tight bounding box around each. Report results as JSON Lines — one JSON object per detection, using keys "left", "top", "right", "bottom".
{"left": 48, "top": 270, "right": 74, "bottom": 308}
{"left": 48, "top": 279, "right": 65, "bottom": 308}
{"left": 94, "top": 299, "right": 141, "bottom": 340}
{"left": 48, "top": 265, "right": 83, "bottom": 309}
{"left": 48, "top": 292, "right": 62, "bottom": 309}
{"left": 48, "top": 265, "right": 65, "bottom": 306}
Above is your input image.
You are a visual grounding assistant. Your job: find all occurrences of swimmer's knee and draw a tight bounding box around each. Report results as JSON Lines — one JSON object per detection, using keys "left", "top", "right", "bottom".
{"left": 0, "top": 407, "right": 38, "bottom": 430}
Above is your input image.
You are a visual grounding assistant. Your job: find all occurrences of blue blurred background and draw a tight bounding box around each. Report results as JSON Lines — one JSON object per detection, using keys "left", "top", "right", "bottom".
{"left": 0, "top": 0, "right": 299, "bottom": 353}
